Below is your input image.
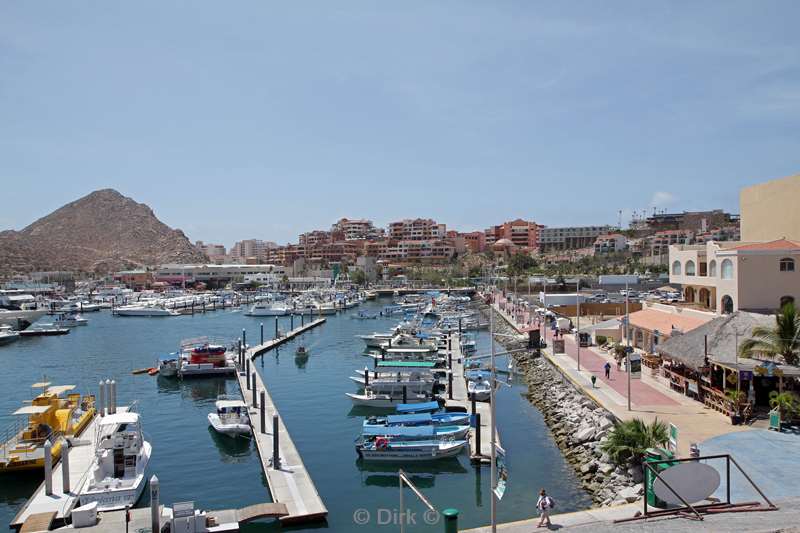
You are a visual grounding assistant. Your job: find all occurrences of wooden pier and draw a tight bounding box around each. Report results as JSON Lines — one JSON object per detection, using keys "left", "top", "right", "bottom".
{"left": 246, "top": 317, "right": 326, "bottom": 360}
{"left": 445, "top": 333, "right": 499, "bottom": 463}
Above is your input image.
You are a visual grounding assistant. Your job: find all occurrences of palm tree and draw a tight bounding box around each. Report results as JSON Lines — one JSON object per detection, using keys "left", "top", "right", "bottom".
{"left": 738, "top": 302, "right": 800, "bottom": 365}
{"left": 769, "top": 391, "right": 800, "bottom": 419}
{"left": 600, "top": 418, "right": 669, "bottom": 465}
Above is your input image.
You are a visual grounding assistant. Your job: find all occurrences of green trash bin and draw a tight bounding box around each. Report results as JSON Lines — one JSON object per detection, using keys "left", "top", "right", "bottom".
{"left": 644, "top": 447, "right": 677, "bottom": 508}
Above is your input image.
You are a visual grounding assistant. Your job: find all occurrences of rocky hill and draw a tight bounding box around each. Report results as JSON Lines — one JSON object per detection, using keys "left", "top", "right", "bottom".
{"left": 0, "top": 189, "right": 208, "bottom": 275}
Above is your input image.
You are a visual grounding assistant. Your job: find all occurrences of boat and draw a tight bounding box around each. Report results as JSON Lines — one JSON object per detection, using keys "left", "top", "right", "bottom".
{"left": 350, "top": 370, "right": 438, "bottom": 394}
{"left": 468, "top": 377, "right": 491, "bottom": 402}
{"left": 356, "top": 332, "right": 395, "bottom": 349}
{"left": 79, "top": 412, "right": 152, "bottom": 511}
{"left": 244, "top": 302, "right": 291, "bottom": 316}
{"left": 18, "top": 324, "right": 70, "bottom": 336}
{"left": 114, "top": 304, "right": 179, "bottom": 317}
{"left": 346, "top": 387, "right": 436, "bottom": 408}
{"left": 175, "top": 338, "right": 237, "bottom": 377}
{"left": 0, "top": 295, "right": 48, "bottom": 330}
{"left": 356, "top": 437, "right": 466, "bottom": 461}
{"left": 58, "top": 301, "right": 101, "bottom": 313}
{"left": 0, "top": 324, "right": 20, "bottom": 345}
{"left": 53, "top": 313, "right": 88, "bottom": 327}
{"left": 0, "top": 383, "right": 96, "bottom": 473}
{"left": 362, "top": 420, "right": 470, "bottom": 440}
{"left": 295, "top": 345, "right": 308, "bottom": 357}
{"left": 208, "top": 398, "right": 251, "bottom": 437}
{"left": 315, "top": 301, "right": 338, "bottom": 315}
{"left": 364, "top": 411, "right": 470, "bottom": 428}
{"left": 353, "top": 311, "right": 378, "bottom": 320}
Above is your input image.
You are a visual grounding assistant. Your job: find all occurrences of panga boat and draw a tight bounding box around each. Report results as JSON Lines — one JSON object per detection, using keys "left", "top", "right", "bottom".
{"left": 0, "top": 383, "right": 95, "bottom": 473}
{"left": 356, "top": 437, "right": 467, "bottom": 461}
{"left": 79, "top": 412, "right": 152, "bottom": 511}
{"left": 361, "top": 422, "right": 470, "bottom": 440}
{"left": 346, "top": 388, "right": 436, "bottom": 408}
{"left": 365, "top": 412, "right": 470, "bottom": 428}
{"left": 295, "top": 346, "right": 308, "bottom": 357}
{"left": 208, "top": 398, "right": 251, "bottom": 437}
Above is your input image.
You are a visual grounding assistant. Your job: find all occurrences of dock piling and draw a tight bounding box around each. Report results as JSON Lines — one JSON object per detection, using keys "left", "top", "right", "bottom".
{"left": 243, "top": 329, "right": 247, "bottom": 350}
{"left": 260, "top": 323, "right": 264, "bottom": 345}
{"left": 252, "top": 375, "right": 258, "bottom": 408}
{"left": 44, "top": 440, "right": 52, "bottom": 496}
{"left": 290, "top": 314, "right": 294, "bottom": 330}
{"left": 98, "top": 381, "right": 105, "bottom": 417}
{"left": 448, "top": 372, "right": 453, "bottom": 400}
{"left": 402, "top": 386, "right": 407, "bottom": 404}
{"left": 61, "top": 438, "right": 70, "bottom": 493}
{"left": 108, "top": 379, "right": 116, "bottom": 415}
{"left": 301, "top": 313, "right": 304, "bottom": 326}
{"left": 474, "top": 413, "right": 481, "bottom": 458}
{"left": 364, "top": 367, "right": 369, "bottom": 387}
{"left": 246, "top": 360, "right": 251, "bottom": 389}
{"left": 150, "top": 475, "right": 160, "bottom": 533}
{"left": 443, "top": 508, "right": 459, "bottom": 533}
{"left": 260, "top": 392, "right": 266, "bottom": 433}
{"left": 272, "top": 415, "right": 280, "bottom": 469}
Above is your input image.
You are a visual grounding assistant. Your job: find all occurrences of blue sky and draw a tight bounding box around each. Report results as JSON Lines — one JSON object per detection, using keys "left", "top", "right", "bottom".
{"left": 2, "top": 2, "right": 799, "bottom": 246}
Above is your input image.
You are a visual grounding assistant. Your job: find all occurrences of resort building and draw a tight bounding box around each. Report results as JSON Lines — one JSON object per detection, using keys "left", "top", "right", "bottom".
{"left": 329, "top": 218, "right": 383, "bottom": 241}
{"left": 538, "top": 225, "right": 616, "bottom": 253}
{"left": 229, "top": 239, "right": 277, "bottom": 263}
{"left": 113, "top": 269, "right": 154, "bottom": 290}
{"left": 461, "top": 231, "right": 487, "bottom": 253}
{"left": 740, "top": 174, "right": 800, "bottom": 242}
{"left": 669, "top": 239, "right": 800, "bottom": 314}
{"left": 484, "top": 219, "right": 541, "bottom": 249}
{"left": 387, "top": 218, "right": 447, "bottom": 241}
{"left": 593, "top": 233, "right": 627, "bottom": 254}
{"left": 155, "top": 263, "right": 287, "bottom": 287}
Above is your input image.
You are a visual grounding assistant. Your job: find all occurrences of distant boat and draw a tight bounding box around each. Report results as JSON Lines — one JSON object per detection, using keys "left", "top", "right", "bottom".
{"left": 295, "top": 345, "right": 309, "bottom": 357}
{"left": 0, "top": 325, "right": 20, "bottom": 345}
{"left": 244, "top": 302, "right": 291, "bottom": 316}
{"left": 346, "top": 388, "right": 435, "bottom": 408}
{"left": 114, "top": 305, "right": 179, "bottom": 317}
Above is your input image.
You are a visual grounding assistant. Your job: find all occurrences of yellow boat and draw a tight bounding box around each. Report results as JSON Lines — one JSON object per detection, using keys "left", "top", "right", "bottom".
{"left": 0, "top": 382, "right": 96, "bottom": 473}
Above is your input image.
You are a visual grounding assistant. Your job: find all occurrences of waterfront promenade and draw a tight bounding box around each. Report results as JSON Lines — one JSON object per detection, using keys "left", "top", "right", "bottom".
{"left": 489, "top": 297, "right": 749, "bottom": 455}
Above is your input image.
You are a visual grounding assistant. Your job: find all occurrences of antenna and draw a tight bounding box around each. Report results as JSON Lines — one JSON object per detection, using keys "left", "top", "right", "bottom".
{"left": 618, "top": 209, "right": 622, "bottom": 229}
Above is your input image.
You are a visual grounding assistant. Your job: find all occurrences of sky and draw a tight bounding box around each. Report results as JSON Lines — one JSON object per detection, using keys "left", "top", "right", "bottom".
{"left": 2, "top": 2, "right": 800, "bottom": 247}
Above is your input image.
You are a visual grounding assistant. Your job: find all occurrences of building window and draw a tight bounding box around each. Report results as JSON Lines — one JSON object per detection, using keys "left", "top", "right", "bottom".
{"left": 685, "top": 260, "right": 696, "bottom": 276}
{"left": 709, "top": 260, "right": 717, "bottom": 277}
{"left": 672, "top": 260, "right": 682, "bottom": 276}
{"left": 721, "top": 259, "right": 734, "bottom": 280}
{"left": 780, "top": 258, "right": 795, "bottom": 272}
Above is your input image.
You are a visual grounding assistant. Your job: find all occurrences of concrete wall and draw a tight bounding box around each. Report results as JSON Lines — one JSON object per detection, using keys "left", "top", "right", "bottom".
{"left": 740, "top": 174, "right": 800, "bottom": 242}
{"left": 736, "top": 253, "right": 800, "bottom": 311}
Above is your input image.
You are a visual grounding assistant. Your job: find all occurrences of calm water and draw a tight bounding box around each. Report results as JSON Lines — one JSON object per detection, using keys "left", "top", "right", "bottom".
{"left": 0, "top": 298, "right": 590, "bottom": 531}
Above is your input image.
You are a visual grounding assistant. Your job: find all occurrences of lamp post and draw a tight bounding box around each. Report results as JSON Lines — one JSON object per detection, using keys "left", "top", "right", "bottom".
{"left": 489, "top": 274, "right": 497, "bottom": 533}
{"left": 625, "top": 282, "right": 631, "bottom": 411}
{"left": 576, "top": 278, "right": 581, "bottom": 372}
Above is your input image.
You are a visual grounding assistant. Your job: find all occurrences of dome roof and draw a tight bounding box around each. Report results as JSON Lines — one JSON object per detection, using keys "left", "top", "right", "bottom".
{"left": 494, "top": 238, "right": 514, "bottom": 246}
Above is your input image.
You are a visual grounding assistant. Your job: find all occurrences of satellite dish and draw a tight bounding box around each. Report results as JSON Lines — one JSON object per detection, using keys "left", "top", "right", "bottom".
{"left": 653, "top": 462, "right": 720, "bottom": 506}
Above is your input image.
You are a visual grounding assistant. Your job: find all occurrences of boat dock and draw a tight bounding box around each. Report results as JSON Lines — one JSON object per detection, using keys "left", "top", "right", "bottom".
{"left": 246, "top": 317, "right": 326, "bottom": 359}
{"left": 234, "top": 364, "right": 327, "bottom": 524}
{"left": 445, "top": 333, "right": 498, "bottom": 463}
{"left": 11, "top": 408, "right": 129, "bottom": 531}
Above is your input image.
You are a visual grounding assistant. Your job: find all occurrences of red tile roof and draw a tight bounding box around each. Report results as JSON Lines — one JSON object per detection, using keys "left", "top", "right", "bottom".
{"left": 628, "top": 308, "right": 711, "bottom": 336}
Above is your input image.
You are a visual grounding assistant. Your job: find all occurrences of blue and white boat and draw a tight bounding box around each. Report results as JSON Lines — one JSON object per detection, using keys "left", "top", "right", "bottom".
{"left": 362, "top": 421, "right": 470, "bottom": 440}
{"left": 356, "top": 437, "right": 467, "bottom": 461}
{"left": 365, "top": 412, "right": 470, "bottom": 428}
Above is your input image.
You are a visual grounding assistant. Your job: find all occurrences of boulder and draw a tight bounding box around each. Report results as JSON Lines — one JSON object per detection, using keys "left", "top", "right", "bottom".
{"left": 627, "top": 465, "right": 644, "bottom": 483}
{"left": 618, "top": 485, "right": 640, "bottom": 503}
{"left": 599, "top": 463, "right": 615, "bottom": 475}
{"left": 574, "top": 425, "right": 596, "bottom": 443}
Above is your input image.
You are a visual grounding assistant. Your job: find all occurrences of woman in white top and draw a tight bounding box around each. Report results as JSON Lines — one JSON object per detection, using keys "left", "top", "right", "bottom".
{"left": 536, "top": 488, "right": 554, "bottom": 528}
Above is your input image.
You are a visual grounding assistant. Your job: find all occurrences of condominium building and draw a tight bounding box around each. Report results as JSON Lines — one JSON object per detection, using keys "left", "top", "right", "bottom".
{"left": 365, "top": 239, "right": 454, "bottom": 263}
{"left": 388, "top": 219, "right": 446, "bottom": 241}
{"left": 330, "top": 218, "right": 383, "bottom": 241}
{"left": 538, "top": 225, "right": 616, "bottom": 252}
{"left": 484, "top": 219, "right": 541, "bottom": 249}
{"left": 593, "top": 234, "right": 627, "bottom": 254}
{"left": 461, "top": 231, "right": 486, "bottom": 253}
{"left": 298, "top": 230, "right": 332, "bottom": 248}
{"left": 195, "top": 241, "right": 226, "bottom": 258}
{"left": 230, "top": 239, "right": 277, "bottom": 262}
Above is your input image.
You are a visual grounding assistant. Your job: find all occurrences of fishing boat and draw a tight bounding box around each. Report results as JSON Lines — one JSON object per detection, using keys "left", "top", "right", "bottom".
{"left": 53, "top": 313, "right": 88, "bottom": 327}
{"left": 157, "top": 356, "right": 179, "bottom": 378}
{"left": 208, "top": 398, "right": 251, "bottom": 437}
{"left": 0, "top": 383, "right": 96, "bottom": 473}
{"left": 468, "top": 377, "right": 491, "bottom": 402}
{"left": 79, "top": 412, "right": 152, "bottom": 511}
{"left": 356, "top": 332, "right": 395, "bottom": 349}
{"left": 346, "top": 387, "right": 435, "bottom": 408}
{"left": 356, "top": 437, "right": 466, "bottom": 461}
{"left": 295, "top": 345, "right": 308, "bottom": 357}
{"left": 114, "top": 304, "right": 179, "bottom": 317}
{"left": 350, "top": 369, "right": 438, "bottom": 394}
{"left": 362, "top": 420, "right": 470, "bottom": 440}
{"left": 0, "top": 324, "right": 20, "bottom": 345}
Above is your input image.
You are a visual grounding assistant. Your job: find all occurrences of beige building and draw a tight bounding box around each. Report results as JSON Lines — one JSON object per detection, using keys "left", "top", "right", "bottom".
{"left": 669, "top": 239, "right": 800, "bottom": 313}
{"left": 740, "top": 174, "right": 800, "bottom": 242}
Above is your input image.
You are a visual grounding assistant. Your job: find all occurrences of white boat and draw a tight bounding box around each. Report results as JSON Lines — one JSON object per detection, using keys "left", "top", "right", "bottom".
{"left": 59, "top": 301, "right": 101, "bottom": 313}
{"left": 350, "top": 371, "right": 438, "bottom": 394}
{"left": 79, "top": 412, "right": 152, "bottom": 511}
{"left": 346, "top": 388, "right": 435, "bottom": 408}
{"left": 315, "top": 302, "right": 338, "bottom": 315}
{"left": 0, "top": 325, "right": 20, "bottom": 345}
{"left": 157, "top": 357, "right": 178, "bottom": 377}
{"left": 114, "top": 305, "right": 179, "bottom": 317}
{"left": 244, "top": 302, "right": 291, "bottom": 316}
{"left": 356, "top": 437, "right": 466, "bottom": 461}
{"left": 357, "top": 332, "right": 395, "bottom": 349}
{"left": 208, "top": 398, "right": 251, "bottom": 436}
{"left": 468, "top": 377, "right": 491, "bottom": 402}
{"left": 53, "top": 313, "right": 88, "bottom": 327}
{"left": 0, "top": 308, "right": 48, "bottom": 330}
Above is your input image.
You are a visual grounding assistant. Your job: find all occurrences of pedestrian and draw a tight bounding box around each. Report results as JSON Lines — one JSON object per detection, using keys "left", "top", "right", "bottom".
{"left": 536, "top": 488, "right": 554, "bottom": 528}
{"left": 604, "top": 361, "right": 611, "bottom": 379}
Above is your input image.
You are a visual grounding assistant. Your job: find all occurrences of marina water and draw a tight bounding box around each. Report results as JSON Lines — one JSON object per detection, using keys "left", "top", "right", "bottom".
{"left": 0, "top": 298, "right": 590, "bottom": 531}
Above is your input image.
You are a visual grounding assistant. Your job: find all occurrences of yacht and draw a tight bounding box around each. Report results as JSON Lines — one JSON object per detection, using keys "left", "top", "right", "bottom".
{"left": 0, "top": 294, "right": 47, "bottom": 330}
{"left": 244, "top": 302, "right": 291, "bottom": 316}
{"left": 0, "top": 324, "right": 20, "bottom": 345}
{"left": 114, "top": 304, "right": 179, "bottom": 317}
{"left": 54, "top": 313, "right": 88, "bottom": 327}
{"left": 79, "top": 412, "right": 152, "bottom": 511}
{"left": 356, "top": 332, "right": 395, "bottom": 350}
{"left": 208, "top": 398, "right": 251, "bottom": 437}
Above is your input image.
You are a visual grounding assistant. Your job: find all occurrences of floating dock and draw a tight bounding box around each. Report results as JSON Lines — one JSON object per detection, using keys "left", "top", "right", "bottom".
{"left": 11, "top": 408, "right": 129, "bottom": 531}
{"left": 445, "top": 333, "right": 499, "bottom": 463}
{"left": 247, "top": 318, "right": 326, "bottom": 360}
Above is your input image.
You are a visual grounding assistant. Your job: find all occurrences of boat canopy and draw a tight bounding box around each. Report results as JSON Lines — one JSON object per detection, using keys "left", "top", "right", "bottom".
{"left": 396, "top": 401, "right": 440, "bottom": 414}
{"left": 13, "top": 405, "right": 51, "bottom": 415}
{"left": 46, "top": 385, "right": 76, "bottom": 396}
{"left": 377, "top": 361, "right": 437, "bottom": 368}
{"left": 386, "top": 413, "right": 433, "bottom": 425}
{"left": 362, "top": 425, "right": 435, "bottom": 437}
{"left": 216, "top": 400, "right": 246, "bottom": 409}
{"left": 99, "top": 412, "right": 140, "bottom": 426}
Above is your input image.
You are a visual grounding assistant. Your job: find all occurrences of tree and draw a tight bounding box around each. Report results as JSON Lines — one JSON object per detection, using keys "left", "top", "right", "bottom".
{"left": 600, "top": 418, "right": 669, "bottom": 465}
{"left": 351, "top": 269, "right": 367, "bottom": 286}
{"left": 507, "top": 252, "right": 537, "bottom": 275}
{"left": 769, "top": 391, "right": 800, "bottom": 419}
{"left": 739, "top": 302, "right": 800, "bottom": 365}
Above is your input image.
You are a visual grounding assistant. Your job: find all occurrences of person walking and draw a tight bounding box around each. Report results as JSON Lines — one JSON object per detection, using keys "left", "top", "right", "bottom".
{"left": 604, "top": 361, "right": 611, "bottom": 380}
{"left": 536, "top": 488, "right": 554, "bottom": 528}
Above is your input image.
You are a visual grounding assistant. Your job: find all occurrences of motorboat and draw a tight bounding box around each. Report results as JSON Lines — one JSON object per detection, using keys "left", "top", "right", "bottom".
{"left": 0, "top": 324, "right": 20, "bottom": 345}
{"left": 356, "top": 437, "right": 466, "bottom": 461}
{"left": 0, "top": 383, "right": 95, "bottom": 474}
{"left": 18, "top": 325, "right": 70, "bottom": 336}
{"left": 356, "top": 332, "right": 395, "bottom": 349}
{"left": 346, "top": 387, "right": 435, "bottom": 408}
{"left": 244, "top": 302, "right": 291, "bottom": 316}
{"left": 53, "top": 313, "right": 88, "bottom": 327}
{"left": 174, "top": 338, "right": 237, "bottom": 377}
{"left": 315, "top": 301, "right": 338, "bottom": 315}
{"left": 362, "top": 420, "right": 470, "bottom": 440}
{"left": 79, "top": 412, "right": 151, "bottom": 511}
{"left": 59, "top": 301, "right": 101, "bottom": 313}
{"left": 353, "top": 311, "right": 378, "bottom": 320}
{"left": 295, "top": 345, "right": 309, "bottom": 357}
{"left": 208, "top": 398, "right": 251, "bottom": 437}
{"left": 468, "top": 377, "right": 491, "bottom": 402}
{"left": 0, "top": 301, "right": 48, "bottom": 330}
{"left": 157, "top": 356, "right": 179, "bottom": 378}
{"left": 114, "top": 305, "right": 179, "bottom": 317}
{"left": 365, "top": 411, "right": 470, "bottom": 428}
{"left": 350, "top": 370, "right": 438, "bottom": 394}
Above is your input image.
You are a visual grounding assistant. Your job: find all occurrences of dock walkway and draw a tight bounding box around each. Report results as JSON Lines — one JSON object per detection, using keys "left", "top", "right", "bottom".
{"left": 445, "top": 334, "right": 498, "bottom": 462}
{"left": 247, "top": 318, "right": 326, "bottom": 360}
{"left": 11, "top": 408, "right": 129, "bottom": 531}
{"left": 235, "top": 364, "right": 327, "bottom": 524}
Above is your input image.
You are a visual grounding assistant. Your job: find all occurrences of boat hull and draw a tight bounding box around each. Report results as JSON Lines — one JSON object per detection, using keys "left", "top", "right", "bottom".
{"left": 357, "top": 441, "right": 466, "bottom": 462}
{"left": 347, "top": 393, "right": 434, "bottom": 408}
{"left": 208, "top": 414, "right": 251, "bottom": 436}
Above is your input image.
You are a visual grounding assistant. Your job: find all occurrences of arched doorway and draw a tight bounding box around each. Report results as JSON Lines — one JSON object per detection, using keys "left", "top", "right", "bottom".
{"left": 698, "top": 288, "right": 711, "bottom": 308}
{"left": 684, "top": 286, "right": 695, "bottom": 303}
{"left": 721, "top": 295, "right": 734, "bottom": 314}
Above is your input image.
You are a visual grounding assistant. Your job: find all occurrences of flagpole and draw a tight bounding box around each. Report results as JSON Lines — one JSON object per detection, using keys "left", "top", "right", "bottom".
{"left": 576, "top": 278, "right": 581, "bottom": 371}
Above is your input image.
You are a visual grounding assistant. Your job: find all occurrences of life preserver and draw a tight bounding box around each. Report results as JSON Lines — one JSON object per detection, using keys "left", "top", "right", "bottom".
{"left": 375, "top": 437, "right": 389, "bottom": 450}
